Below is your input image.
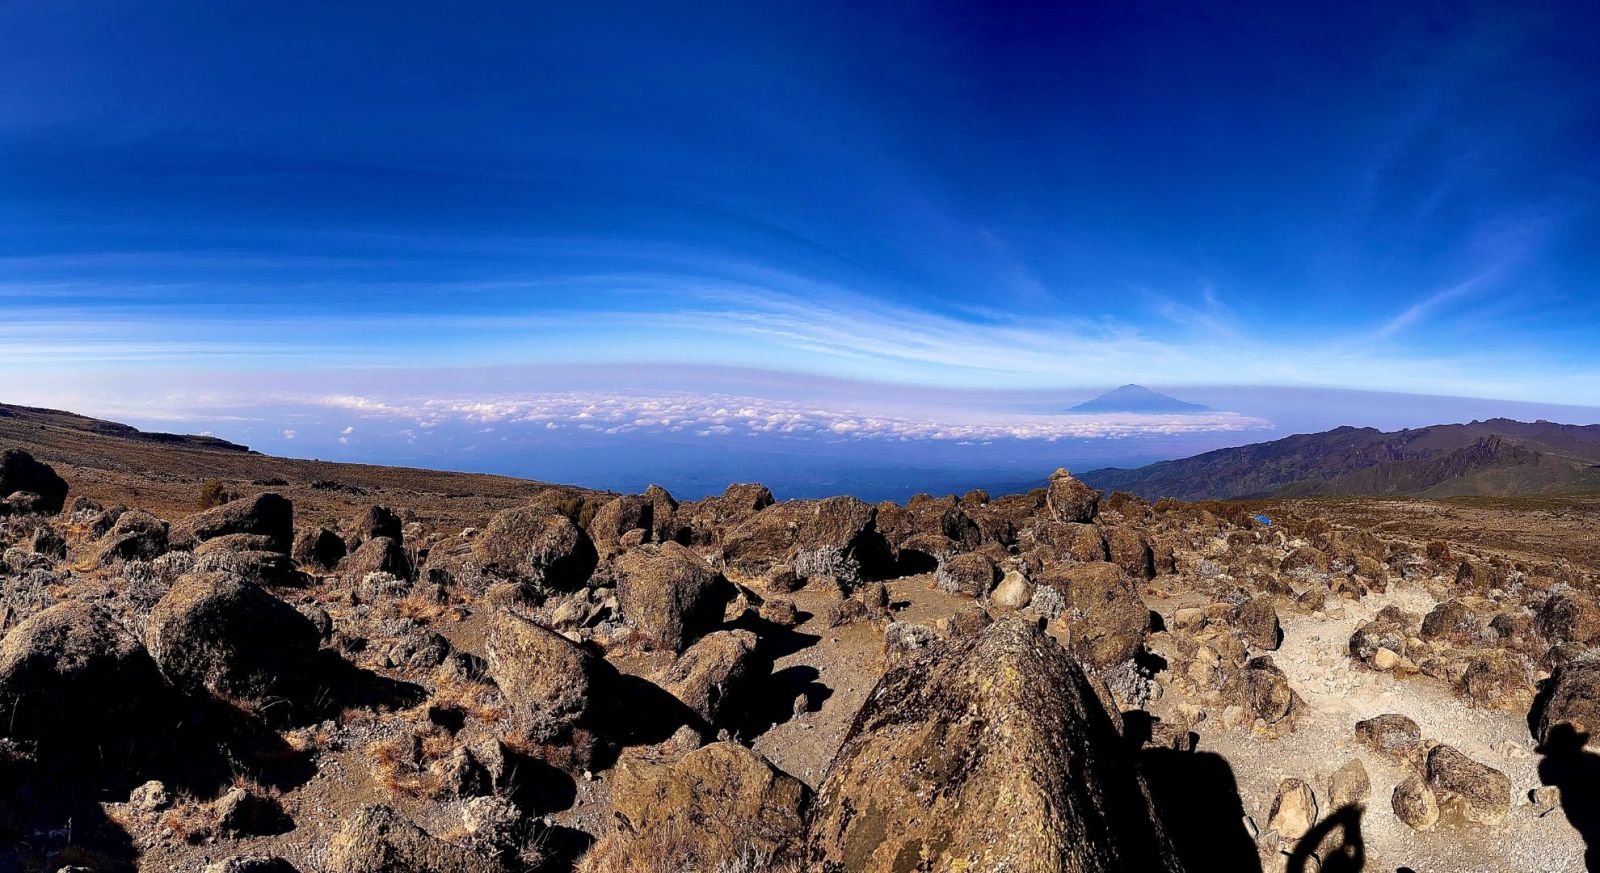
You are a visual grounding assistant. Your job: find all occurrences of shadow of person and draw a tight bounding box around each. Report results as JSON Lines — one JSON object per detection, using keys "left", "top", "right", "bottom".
{"left": 1140, "top": 743, "right": 1263, "bottom": 873}
{"left": 1537, "top": 723, "right": 1600, "bottom": 871}
{"left": 1287, "top": 803, "right": 1365, "bottom": 873}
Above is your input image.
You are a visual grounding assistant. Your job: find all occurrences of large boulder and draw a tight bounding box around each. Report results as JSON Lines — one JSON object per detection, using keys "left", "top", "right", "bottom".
{"left": 95, "top": 509, "right": 170, "bottom": 565}
{"left": 1104, "top": 526, "right": 1155, "bottom": 580}
{"left": 720, "top": 501, "right": 812, "bottom": 578}
{"left": 806, "top": 618, "right": 1183, "bottom": 872}
{"left": 293, "top": 526, "right": 347, "bottom": 572}
{"left": 1536, "top": 661, "right": 1600, "bottom": 747}
{"left": 1223, "top": 656, "right": 1302, "bottom": 728}
{"left": 1035, "top": 520, "right": 1109, "bottom": 563}
{"left": 587, "top": 494, "right": 651, "bottom": 553}
{"left": 584, "top": 743, "right": 808, "bottom": 871}
{"left": 1537, "top": 593, "right": 1600, "bottom": 645}
{"left": 0, "top": 601, "right": 166, "bottom": 750}
{"left": 1041, "top": 561, "right": 1151, "bottom": 667}
{"left": 145, "top": 571, "right": 321, "bottom": 707}
{"left": 1425, "top": 744, "right": 1510, "bottom": 825}
{"left": 0, "top": 449, "right": 68, "bottom": 514}
{"left": 349, "top": 505, "right": 403, "bottom": 545}
{"left": 614, "top": 542, "right": 728, "bottom": 652}
{"left": 171, "top": 493, "right": 294, "bottom": 554}
{"left": 793, "top": 496, "right": 884, "bottom": 583}
{"left": 472, "top": 506, "right": 598, "bottom": 589}
{"left": 657, "top": 629, "right": 764, "bottom": 728}
{"left": 326, "top": 804, "right": 503, "bottom": 873}
{"left": 341, "top": 536, "right": 410, "bottom": 581}
{"left": 484, "top": 609, "right": 603, "bottom": 754}
{"left": 934, "top": 552, "right": 999, "bottom": 598}
{"left": 1045, "top": 469, "right": 1099, "bottom": 524}
{"left": 643, "top": 483, "right": 682, "bottom": 543}
{"left": 722, "top": 496, "right": 884, "bottom": 584}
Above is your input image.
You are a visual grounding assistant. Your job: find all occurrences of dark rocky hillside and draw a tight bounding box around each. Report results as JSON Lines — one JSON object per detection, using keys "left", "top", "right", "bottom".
{"left": 1, "top": 407, "right": 1598, "bottom": 871}
{"left": 1084, "top": 418, "right": 1600, "bottom": 501}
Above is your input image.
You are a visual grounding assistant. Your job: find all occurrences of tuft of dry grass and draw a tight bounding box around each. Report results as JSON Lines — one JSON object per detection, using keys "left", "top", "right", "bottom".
{"left": 430, "top": 672, "right": 508, "bottom": 726}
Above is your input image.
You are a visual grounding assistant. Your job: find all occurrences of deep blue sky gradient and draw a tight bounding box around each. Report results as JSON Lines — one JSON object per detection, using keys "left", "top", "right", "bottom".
{"left": 4, "top": 1, "right": 1600, "bottom": 496}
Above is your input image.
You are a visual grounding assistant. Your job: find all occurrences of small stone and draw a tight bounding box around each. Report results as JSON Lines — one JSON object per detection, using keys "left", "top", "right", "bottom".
{"left": 989, "top": 570, "right": 1033, "bottom": 611}
{"left": 1530, "top": 785, "right": 1561, "bottom": 811}
{"left": 129, "top": 780, "right": 171, "bottom": 813}
{"left": 1267, "top": 778, "right": 1318, "bottom": 841}
{"left": 1355, "top": 713, "right": 1421, "bottom": 760}
{"left": 1392, "top": 772, "right": 1439, "bottom": 830}
{"left": 1327, "top": 759, "right": 1371, "bottom": 809}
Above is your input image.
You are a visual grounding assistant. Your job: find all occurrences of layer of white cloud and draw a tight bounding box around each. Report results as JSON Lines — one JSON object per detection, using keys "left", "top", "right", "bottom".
{"left": 303, "top": 391, "right": 1271, "bottom": 442}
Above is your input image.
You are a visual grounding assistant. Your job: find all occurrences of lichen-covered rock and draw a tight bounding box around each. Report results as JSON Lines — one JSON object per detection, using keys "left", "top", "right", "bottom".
{"left": 805, "top": 618, "right": 1183, "bottom": 872}
{"left": 293, "top": 526, "right": 347, "bottom": 572}
{"left": 586, "top": 743, "right": 808, "bottom": 871}
{"left": 96, "top": 509, "right": 170, "bottom": 565}
{"left": 1328, "top": 758, "right": 1371, "bottom": 809}
{"left": 1420, "top": 599, "right": 1483, "bottom": 646}
{"left": 1042, "top": 561, "right": 1150, "bottom": 667}
{"left": 1045, "top": 468, "right": 1099, "bottom": 524}
{"left": 1355, "top": 713, "right": 1422, "bottom": 760}
{"left": 1460, "top": 649, "right": 1534, "bottom": 711}
{"left": 472, "top": 506, "right": 597, "bottom": 589}
{"left": 1279, "top": 546, "right": 1329, "bottom": 576}
{"left": 614, "top": 541, "right": 727, "bottom": 652}
{"left": 325, "top": 804, "right": 503, "bottom": 873}
{"left": 0, "top": 601, "right": 166, "bottom": 751}
{"left": 1105, "top": 526, "right": 1155, "bottom": 579}
{"left": 881, "top": 621, "right": 940, "bottom": 670}
{"left": 484, "top": 608, "right": 602, "bottom": 754}
{"left": 587, "top": 495, "right": 650, "bottom": 553}
{"left": 720, "top": 501, "right": 812, "bottom": 578}
{"left": 0, "top": 449, "right": 68, "bottom": 515}
{"left": 1537, "top": 593, "right": 1600, "bottom": 645}
{"left": 1392, "top": 771, "right": 1439, "bottom": 831}
{"left": 1235, "top": 596, "right": 1282, "bottom": 651}
{"left": 350, "top": 505, "right": 404, "bottom": 545}
{"left": 1349, "top": 605, "right": 1423, "bottom": 671}
{"left": 170, "top": 493, "right": 294, "bottom": 554}
{"left": 340, "top": 536, "right": 410, "bottom": 580}
{"left": 656, "top": 629, "right": 763, "bottom": 728}
{"left": 1426, "top": 744, "right": 1510, "bottom": 825}
{"left": 1536, "top": 661, "right": 1600, "bottom": 747}
{"left": 934, "top": 552, "right": 999, "bottom": 598}
{"left": 1034, "top": 521, "right": 1109, "bottom": 563}
{"left": 146, "top": 571, "right": 321, "bottom": 707}
{"left": 1224, "top": 656, "right": 1302, "bottom": 728}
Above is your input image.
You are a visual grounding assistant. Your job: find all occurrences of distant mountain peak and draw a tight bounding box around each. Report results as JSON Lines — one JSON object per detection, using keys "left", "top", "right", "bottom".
{"left": 1069, "top": 384, "right": 1210, "bottom": 414}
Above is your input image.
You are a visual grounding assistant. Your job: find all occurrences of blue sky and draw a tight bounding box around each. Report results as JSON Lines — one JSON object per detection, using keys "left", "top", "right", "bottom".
{"left": 3, "top": 1, "right": 1599, "bottom": 494}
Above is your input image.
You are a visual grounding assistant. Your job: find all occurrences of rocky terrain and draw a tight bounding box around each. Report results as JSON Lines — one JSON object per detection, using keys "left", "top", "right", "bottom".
{"left": 2, "top": 407, "right": 1600, "bottom": 872}
{"left": 1086, "top": 418, "right": 1600, "bottom": 501}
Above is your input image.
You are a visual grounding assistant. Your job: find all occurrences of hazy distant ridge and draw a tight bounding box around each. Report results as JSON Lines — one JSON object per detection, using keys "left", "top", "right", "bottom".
{"left": 1081, "top": 418, "right": 1600, "bottom": 500}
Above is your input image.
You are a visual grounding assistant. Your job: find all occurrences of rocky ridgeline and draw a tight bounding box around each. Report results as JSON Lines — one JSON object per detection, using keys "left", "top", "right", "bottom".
{"left": 0, "top": 452, "right": 1597, "bottom": 871}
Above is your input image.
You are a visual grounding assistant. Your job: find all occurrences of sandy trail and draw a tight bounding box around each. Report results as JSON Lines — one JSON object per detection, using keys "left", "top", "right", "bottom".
{"left": 1196, "top": 581, "right": 1588, "bottom": 872}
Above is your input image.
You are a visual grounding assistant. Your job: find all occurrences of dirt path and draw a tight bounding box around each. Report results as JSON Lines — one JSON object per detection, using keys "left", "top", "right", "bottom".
{"left": 1197, "top": 582, "right": 1588, "bottom": 872}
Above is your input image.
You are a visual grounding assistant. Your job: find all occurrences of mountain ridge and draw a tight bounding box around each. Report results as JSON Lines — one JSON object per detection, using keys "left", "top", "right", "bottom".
{"left": 1081, "top": 417, "right": 1600, "bottom": 501}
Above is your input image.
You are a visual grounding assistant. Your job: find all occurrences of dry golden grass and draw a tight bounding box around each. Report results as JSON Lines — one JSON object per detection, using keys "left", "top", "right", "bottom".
{"left": 365, "top": 723, "right": 460, "bottom": 799}
{"left": 429, "top": 672, "right": 508, "bottom": 725}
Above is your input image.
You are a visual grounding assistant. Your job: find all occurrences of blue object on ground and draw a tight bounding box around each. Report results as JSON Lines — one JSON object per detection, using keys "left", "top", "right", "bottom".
{"left": 1253, "top": 514, "right": 1273, "bottom": 525}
